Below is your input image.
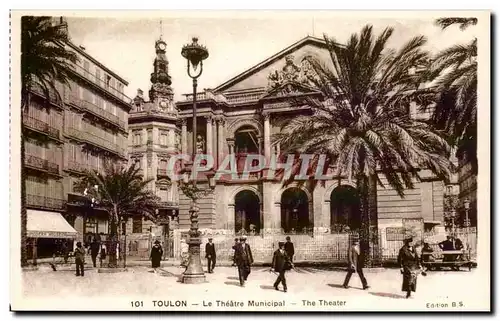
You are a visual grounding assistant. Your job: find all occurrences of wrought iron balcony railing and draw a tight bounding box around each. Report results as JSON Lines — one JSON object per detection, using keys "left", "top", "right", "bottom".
{"left": 29, "top": 84, "right": 63, "bottom": 106}
{"left": 26, "top": 194, "right": 65, "bottom": 210}
{"left": 68, "top": 93, "right": 126, "bottom": 130}
{"left": 22, "top": 115, "right": 60, "bottom": 140}
{"left": 68, "top": 63, "right": 132, "bottom": 105}
{"left": 25, "top": 154, "right": 60, "bottom": 175}
{"left": 80, "top": 131, "right": 126, "bottom": 156}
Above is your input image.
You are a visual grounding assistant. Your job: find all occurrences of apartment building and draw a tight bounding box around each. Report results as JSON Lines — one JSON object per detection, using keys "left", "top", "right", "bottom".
{"left": 24, "top": 17, "right": 132, "bottom": 259}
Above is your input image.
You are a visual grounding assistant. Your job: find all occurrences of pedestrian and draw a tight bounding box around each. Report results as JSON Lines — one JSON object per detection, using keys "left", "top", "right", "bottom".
{"left": 90, "top": 237, "right": 100, "bottom": 268}
{"left": 74, "top": 241, "right": 85, "bottom": 277}
{"left": 99, "top": 243, "right": 107, "bottom": 268}
{"left": 271, "top": 241, "right": 293, "bottom": 292}
{"left": 231, "top": 238, "right": 239, "bottom": 267}
{"left": 234, "top": 235, "right": 253, "bottom": 286}
{"left": 150, "top": 240, "right": 163, "bottom": 273}
{"left": 284, "top": 236, "right": 295, "bottom": 262}
{"left": 343, "top": 236, "right": 369, "bottom": 290}
{"left": 398, "top": 236, "right": 422, "bottom": 299}
{"left": 205, "top": 238, "right": 216, "bottom": 273}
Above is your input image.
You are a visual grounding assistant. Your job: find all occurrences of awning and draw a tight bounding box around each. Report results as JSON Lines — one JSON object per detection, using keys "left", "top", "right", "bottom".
{"left": 27, "top": 210, "right": 77, "bottom": 239}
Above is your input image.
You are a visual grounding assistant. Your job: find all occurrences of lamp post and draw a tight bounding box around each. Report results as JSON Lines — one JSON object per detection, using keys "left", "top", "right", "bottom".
{"left": 464, "top": 198, "right": 471, "bottom": 259}
{"left": 180, "top": 37, "right": 211, "bottom": 284}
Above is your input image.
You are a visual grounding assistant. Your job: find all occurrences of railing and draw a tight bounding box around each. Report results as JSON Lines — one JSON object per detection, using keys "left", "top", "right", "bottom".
{"left": 68, "top": 63, "right": 132, "bottom": 105}
{"left": 68, "top": 93, "right": 126, "bottom": 129}
{"left": 29, "top": 84, "right": 62, "bottom": 106}
{"left": 80, "top": 131, "right": 126, "bottom": 156}
{"left": 182, "top": 90, "right": 265, "bottom": 104}
{"left": 158, "top": 201, "right": 177, "bottom": 208}
{"left": 226, "top": 92, "right": 263, "bottom": 104}
{"left": 26, "top": 194, "right": 65, "bottom": 210}
{"left": 66, "top": 160, "right": 99, "bottom": 173}
{"left": 22, "top": 115, "right": 60, "bottom": 140}
{"left": 25, "top": 154, "right": 60, "bottom": 175}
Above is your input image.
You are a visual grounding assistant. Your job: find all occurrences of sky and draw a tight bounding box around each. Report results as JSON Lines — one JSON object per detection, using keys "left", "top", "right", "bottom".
{"left": 65, "top": 12, "right": 478, "bottom": 102}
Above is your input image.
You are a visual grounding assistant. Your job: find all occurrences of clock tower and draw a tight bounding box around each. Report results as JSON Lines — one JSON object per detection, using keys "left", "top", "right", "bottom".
{"left": 149, "top": 39, "right": 175, "bottom": 113}
{"left": 127, "top": 37, "right": 180, "bottom": 259}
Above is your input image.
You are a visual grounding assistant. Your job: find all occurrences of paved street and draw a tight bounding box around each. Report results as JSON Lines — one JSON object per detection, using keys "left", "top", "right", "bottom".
{"left": 21, "top": 265, "right": 482, "bottom": 308}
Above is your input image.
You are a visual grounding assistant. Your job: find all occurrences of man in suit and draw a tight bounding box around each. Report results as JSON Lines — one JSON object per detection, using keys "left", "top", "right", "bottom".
{"left": 271, "top": 241, "right": 293, "bottom": 292}
{"left": 205, "top": 237, "right": 216, "bottom": 273}
{"left": 90, "top": 237, "right": 100, "bottom": 268}
{"left": 234, "top": 235, "right": 253, "bottom": 286}
{"left": 343, "top": 237, "right": 369, "bottom": 290}
{"left": 284, "top": 236, "right": 295, "bottom": 262}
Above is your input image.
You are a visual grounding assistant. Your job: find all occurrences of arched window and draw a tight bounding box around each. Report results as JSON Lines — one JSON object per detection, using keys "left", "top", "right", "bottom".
{"left": 280, "top": 187, "right": 310, "bottom": 234}
{"left": 234, "top": 190, "right": 261, "bottom": 235}
{"left": 330, "top": 185, "right": 361, "bottom": 233}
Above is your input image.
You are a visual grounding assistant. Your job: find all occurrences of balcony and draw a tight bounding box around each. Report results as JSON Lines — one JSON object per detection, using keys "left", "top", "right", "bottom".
{"left": 68, "top": 93, "right": 126, "bottom": 130}
{"left": 80, "top": 131, "right": 126, "bottom": 157}
{"left": 26, "top": 194, "right": 65, "bottom": 211}
{"left": 29, "top": 84, "right": 63, "bottom": 107}
{"left": 22, "top": 115, "right": 60, "bottom": 140}
{"left": 24, "top": 154, "right": 60, "bottom": 175}
{"left": 66, "top": 160, "right": 99, "bottom": 174}
{"left": 68, "top": 63, "right": 131, "bottom": 106}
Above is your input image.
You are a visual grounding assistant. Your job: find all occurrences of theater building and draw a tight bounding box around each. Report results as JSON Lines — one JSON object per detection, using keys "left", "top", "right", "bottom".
{"left": 170, "top": 36, "right": 447, "bottom": 263}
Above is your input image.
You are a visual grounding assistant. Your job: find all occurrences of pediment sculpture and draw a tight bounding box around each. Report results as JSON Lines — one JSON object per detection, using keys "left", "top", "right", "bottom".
{"left": 266, "top": 54, "right": 318, "bottom": 95}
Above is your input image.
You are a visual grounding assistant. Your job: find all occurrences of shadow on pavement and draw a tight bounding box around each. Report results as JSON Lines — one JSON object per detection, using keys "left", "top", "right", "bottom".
{"left": 328, "top": 283, "right": 363, "bottom": 290}
{"left": 369, "top": 292, "right": 407, "bottom": 299}
{"left": 224, "top": 281, "right": 242, "bottom": 287}
{"left": 227, "top": 276, "right": 239, "bottom": 280}
{"left": 259, "top": 285, "right": 276, "bottom": 290}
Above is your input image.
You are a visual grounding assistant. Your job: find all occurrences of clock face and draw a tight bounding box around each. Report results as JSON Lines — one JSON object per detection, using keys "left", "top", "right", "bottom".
{"left": 159, "top": 100, "right": 167, "bottom": 109}
{"left": 158, "top": 42, "right": 166, "bottom": 51}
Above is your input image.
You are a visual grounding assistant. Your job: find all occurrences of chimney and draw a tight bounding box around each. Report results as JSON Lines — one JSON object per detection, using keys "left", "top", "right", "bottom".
{"left": 79, "top": 45, "right": 86, "bottom": 51}
{"left": 137, "top": 89, "right": 144, "bottom": 97}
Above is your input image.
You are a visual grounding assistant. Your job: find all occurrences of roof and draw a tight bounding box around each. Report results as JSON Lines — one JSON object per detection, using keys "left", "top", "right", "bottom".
{"left": 213, "top": 36, "right": 328, "bottom": 92}
{"left": 67, "top": 41, "right": 129, "bottom": 86}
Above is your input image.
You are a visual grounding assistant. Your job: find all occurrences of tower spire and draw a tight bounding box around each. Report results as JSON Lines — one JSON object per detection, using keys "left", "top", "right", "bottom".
{"left": 160, "top": 19, "right": 163, "bottom": 39}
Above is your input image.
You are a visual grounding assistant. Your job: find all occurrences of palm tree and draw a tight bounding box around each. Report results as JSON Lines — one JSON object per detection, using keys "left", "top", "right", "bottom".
{"left": 74, "top": 164, "right": 160, "bottom": 268}
{"left": 20, "top": 16, "right": 79, "bottom": 266}
{"left": 274, "top": 25, "right": 453, "bottom": 267}
{"left": 428, "top": 18, "right": 477, "bottom": 173}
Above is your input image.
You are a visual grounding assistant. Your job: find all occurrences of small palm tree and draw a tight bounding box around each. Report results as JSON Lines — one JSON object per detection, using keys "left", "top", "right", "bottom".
{"left": 428, "top": 18, "right": 477, "bottom": 173}
{"left": 20, "top": 16, "right": 79, "bottom": 266}
{"left": 274, "top": 25, "right": 453, "bottom": 266}
{"left": 74, "top": 164, "right": 160, "bottom": 268}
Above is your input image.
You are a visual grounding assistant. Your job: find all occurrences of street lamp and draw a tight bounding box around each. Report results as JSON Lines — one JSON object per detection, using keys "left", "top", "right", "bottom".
{"left": 464, "top": 198, "right": 471, "bottom": 259}
{"left": 180, "top": 37, "right": 211, "bottom": 284}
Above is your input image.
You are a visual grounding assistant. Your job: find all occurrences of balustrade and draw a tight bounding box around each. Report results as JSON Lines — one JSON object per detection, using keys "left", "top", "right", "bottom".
{"left": 22, "top": 115, "right": 60, "bottom": 139}
{"left": 26, "top": 194, "right": 65, "bottom": 210}
{"left": 68, "top": 93, "right": 126, "bottom": 130}
{"left": 25, "top": 154, "right": 60, "bottom": 175}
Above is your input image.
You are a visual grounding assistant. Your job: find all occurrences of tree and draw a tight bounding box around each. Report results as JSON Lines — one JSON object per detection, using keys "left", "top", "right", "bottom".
{"left": 274, "top": 25, "right": 453, "bottom": 266}
{"left": 74, "top": 164, "right": 160, "bottom": 268}
{"left": 20, "top": 16, "right": 79, "bottom": 266}
{"left": 428, "top": 17, "right": 477, "bottom": 173}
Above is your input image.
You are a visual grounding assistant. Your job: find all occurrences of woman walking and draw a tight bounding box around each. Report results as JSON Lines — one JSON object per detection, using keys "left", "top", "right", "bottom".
{"left": 150, "top": 240, "right": 163, "bottom": 273}
{"left": 398, "top": 236, "right": 422, "bottom": 299}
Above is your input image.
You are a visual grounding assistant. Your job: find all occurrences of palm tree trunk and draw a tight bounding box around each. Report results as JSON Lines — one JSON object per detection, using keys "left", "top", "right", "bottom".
{"left": 20, "top": 122, "right": 28, "bottom": 267}
{"left": 357, "top": 174, "right": 380, "bottom": 268}
{"left": 107, "top": 208, "right": 118, "bottom": 268}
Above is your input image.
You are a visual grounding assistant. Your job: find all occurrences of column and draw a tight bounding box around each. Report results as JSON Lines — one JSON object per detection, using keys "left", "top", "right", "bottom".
{"left": 181, "top": 119, "right": 187, "bottom": 155}
{"left": 228, "top": 140, "right": 235, "bottom": 155}
{"left": 217, "top": 118, "right": 225, "bottom": 167}
{"left": 205, "top": 116, "right": 213, "bottom": 159}
{"left": 228, "top": 204, "right": 235, "bottom": 232}
{"left": 263, "top": 112, "right": 271, "bottom": 163}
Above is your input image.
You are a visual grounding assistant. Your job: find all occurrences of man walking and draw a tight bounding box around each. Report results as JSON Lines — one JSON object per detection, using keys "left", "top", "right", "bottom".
{"left": 205, "top": 237, "right": 216, "bottom": 273}
{"left": 284, "top": 236, "right": 295, "bottom": 262}
{"left": 234, "top": 236, "right": 253, "bottom": 286}
{"left": 271, "top": 241, "right": 293, "bottom": 292}
{"left": 231, "top": 238, "right": 239, "bottom": 267}
{"left": 343, "top": 236, "right": 369, "bottom": 290}
{"left": 74, "top": 241, "right": 86, "bottom": 277}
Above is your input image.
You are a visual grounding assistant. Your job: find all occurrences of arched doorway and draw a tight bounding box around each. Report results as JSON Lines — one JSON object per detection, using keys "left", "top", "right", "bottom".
{"left": 330, "top": 185, "right": 361, "bottom": 233}
{"left": 234, "top": 190, "right": 261, "bottom": 235}
{"left": 280, "top": 187, "right": 310, "bottom": 233}
{"left": 234, "top": 125, "right": 260, "bottom": 174}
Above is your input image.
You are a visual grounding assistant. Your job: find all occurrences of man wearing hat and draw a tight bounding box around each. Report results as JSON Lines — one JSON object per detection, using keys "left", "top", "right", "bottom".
{"left": 398, "top": 236, "right": 422, "bottom": 298}
{"left": 74, "top": 241, "right": 86, "bottom": 277}
{"left": 234, "top": 235, "right": 254, "bottom": 286}
{"left": 150, "top": 240, "right": 163, "bottom": 273}
{"left": 205, "top": 237, "right": 216, "bottom": 273}
{"left": 342, "top": 236, "right": 369, "bottom": 290}
{"left": 271, "top": 241, "right": 293, "bottom": 292}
